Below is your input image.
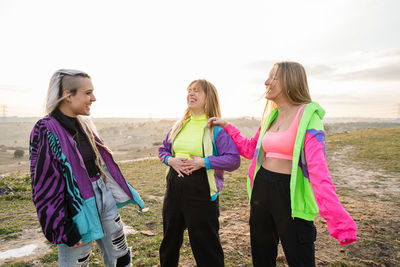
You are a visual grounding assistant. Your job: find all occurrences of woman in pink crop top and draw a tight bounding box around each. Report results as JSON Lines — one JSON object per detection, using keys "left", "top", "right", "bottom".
{"left": 262, "top": 104, "right": 305, "bottom": 161}
{"left": 209, "top": 61, "right": 357, "bottom": 266}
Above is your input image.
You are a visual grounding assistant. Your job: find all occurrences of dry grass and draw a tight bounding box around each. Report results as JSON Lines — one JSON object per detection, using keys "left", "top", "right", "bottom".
{"left": 0, "top": 126, "right": 399, "bottom": 266}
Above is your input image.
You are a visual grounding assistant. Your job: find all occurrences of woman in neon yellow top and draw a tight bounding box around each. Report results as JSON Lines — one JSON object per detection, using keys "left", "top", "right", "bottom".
{"left": 158, "top": 79, "right": 240, "bottom": 266}
{"left": 172, "top": 113, "right": 208, "bottom": 160}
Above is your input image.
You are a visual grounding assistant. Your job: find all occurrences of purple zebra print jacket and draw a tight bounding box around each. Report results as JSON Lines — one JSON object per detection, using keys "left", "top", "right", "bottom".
{"left": 29, "top": 115, "right": 143, "bottom": 246}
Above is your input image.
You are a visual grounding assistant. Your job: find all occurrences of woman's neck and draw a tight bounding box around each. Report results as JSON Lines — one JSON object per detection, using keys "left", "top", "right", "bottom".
{"left": 190, "top": 109, "right": 205, "bottom": 117}
{"left": 275, "top": 99, "right": 301, "bottom": 119}
{"left": 58, "top": 104, "right": 77, "bottom": 118}
{"left": 275, "top": 100, "right": 292, "bottom": 116}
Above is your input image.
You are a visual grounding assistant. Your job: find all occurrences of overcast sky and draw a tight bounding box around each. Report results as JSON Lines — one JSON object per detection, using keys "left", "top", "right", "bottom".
{"left": 1, "top": 0, "right": 399, "bottom": 119}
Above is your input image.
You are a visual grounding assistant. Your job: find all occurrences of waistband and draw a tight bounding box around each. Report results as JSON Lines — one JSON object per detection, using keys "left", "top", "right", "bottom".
{"left": 168, "top": 167, "right": 207, "bottom": 179}
{"left": 258, "top": 166, "right": 291, "bottom": 182}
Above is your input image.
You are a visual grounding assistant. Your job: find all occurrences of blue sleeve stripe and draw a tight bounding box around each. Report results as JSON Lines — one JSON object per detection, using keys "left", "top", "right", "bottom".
{"left": 212, "top": 126, "right": 221, "bottom": 156}
{"left": 164, "top": 155, "right": 172, "bottom": 166}
{"left": 204, "top": 157, "right": 211, "bottom": 170}
{"left": 211, "top": 192, "right": 219, "bottom": 201}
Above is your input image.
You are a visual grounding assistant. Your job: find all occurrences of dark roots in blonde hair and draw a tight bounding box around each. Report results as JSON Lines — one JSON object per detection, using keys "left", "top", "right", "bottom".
{"left": 59, "top": 73, "right": 91, "bottom": 98}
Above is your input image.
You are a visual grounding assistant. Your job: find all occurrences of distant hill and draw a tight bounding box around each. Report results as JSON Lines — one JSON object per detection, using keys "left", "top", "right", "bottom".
{"left": 1, "top": 116, "right": 399, "bottom": 124}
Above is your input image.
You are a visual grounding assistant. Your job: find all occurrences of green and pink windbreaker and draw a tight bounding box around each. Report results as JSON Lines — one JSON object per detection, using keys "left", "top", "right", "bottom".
{"left": 224, "top": 102, "right": 357, "bottom": 245}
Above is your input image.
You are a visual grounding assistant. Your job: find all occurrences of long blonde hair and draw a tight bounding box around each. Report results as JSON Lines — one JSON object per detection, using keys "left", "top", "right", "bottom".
{"left": 168, "top": 79, "right": 221, "bottom": 142}
{"left": 261, "top": 61, "right": 312, "bottom": 127}
{"left": 47, "top": 69, "right": 112, "bottom": 182}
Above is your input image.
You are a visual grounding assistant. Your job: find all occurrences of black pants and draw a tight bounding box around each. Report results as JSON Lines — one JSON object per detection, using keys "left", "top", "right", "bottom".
{"left": 159, "top": 168, "right": 224, "bottom": 267}
{"left": 250, "top": 166, "right": 316, "bottom": 267}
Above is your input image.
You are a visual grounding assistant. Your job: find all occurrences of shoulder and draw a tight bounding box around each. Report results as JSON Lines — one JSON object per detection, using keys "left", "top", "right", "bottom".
{"left": 305, "top": 112, "right": 325, "bottom": 138}
{"left": 301, "top": 102, "right": 325, "bottom": 130}
{"left": 34, "top": 116, "right": 51, "bottom": 127}
{"left": 33, "top": 115, "right": 60, "bottom": 131}
{"left": 30, "top": 117, "right": 61, "bottom": 163}
{"left": 213, "top": 125, "right": 223, "bottom": 134}
{"left": 213, "top": 126, "right": 236, "bottom": 145}
{"left": 31, "top": 116, "right": 53, "bottom": 138}
{"left": 305, "top": 118, "right": 326, "bottom": 148}
{"left": 213, "top": 125, "right": 228, "bottom": 139}
{"left": 31, "top": 116, "right": 65, "bottom": 148}
{"left": 308, "top": 112, "right": 324, "bottom": 131}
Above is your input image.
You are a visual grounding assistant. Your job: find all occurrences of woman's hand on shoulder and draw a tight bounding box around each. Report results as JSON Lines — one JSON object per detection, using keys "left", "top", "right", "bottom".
{"left": 208, "top": 117, "right": 228, "bottom": 128}
{"left": 167, "top": 157, "right": 190, "bottom": 177}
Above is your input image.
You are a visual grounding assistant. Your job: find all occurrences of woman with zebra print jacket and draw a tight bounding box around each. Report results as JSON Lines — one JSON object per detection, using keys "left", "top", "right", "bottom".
{"left": 29, "top": 69, "right": 144, "bottom": 267}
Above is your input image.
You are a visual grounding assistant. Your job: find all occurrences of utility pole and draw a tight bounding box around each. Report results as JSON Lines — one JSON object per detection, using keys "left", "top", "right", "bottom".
{"left": 0, "top": 105, "right": 7, "bottom": 120}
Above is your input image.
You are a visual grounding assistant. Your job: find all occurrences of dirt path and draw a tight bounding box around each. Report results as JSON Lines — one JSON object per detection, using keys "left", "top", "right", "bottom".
{"left": 328, "top": 146, "right": 400, "bottom": 202}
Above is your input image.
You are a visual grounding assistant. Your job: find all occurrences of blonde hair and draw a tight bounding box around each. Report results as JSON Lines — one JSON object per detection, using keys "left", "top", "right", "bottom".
{"left": 47, "top": 69, "right": 112, "bottom": 182}
{"left": 168, "top": 79, "right": 221, "bottom": 142}
{"left": 261, "top": 61, "right": 312, "bottom": 127}
{"left": 78, "top": 117, "right": 113, "bottom": 182}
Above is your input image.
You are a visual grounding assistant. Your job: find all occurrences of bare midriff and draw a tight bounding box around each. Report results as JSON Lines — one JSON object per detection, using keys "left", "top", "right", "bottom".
{"left": 262, "top": 157, "right": 292, "bottom": 174}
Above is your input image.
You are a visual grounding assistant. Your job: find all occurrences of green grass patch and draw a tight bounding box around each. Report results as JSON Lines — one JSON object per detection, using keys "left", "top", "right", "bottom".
{"left": 2, "top": 263, "right": 32, "bottom": 267}
{"left": 326, "top": 127, "right": 400, "bottom": 174}
{"left": 0, "top": 225, "right": 20, "bottom": 235}
{"left": 4, "top": 233, "right": 21, "bottom": 240}
{"left": 0, "top": 174, "right": 37, "bottom": 240}
{"left": 40, "top": 248, "right": 58, "bottom": 264}
{"left": 0, "top": 174, "right": 32, "bottom": 201}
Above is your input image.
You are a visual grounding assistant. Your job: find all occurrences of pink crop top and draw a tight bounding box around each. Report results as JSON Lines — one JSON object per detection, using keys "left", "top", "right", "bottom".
{"left": 262, "top": 105, "right": 305, "bottom": 160}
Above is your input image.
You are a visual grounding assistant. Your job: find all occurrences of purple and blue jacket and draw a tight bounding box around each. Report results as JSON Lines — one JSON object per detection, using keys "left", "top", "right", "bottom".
{"left": 159, "top": 125, "right": 240, "bottom": 200}
{"left": 29, "top": 115, "right": 144, "bottom": 246}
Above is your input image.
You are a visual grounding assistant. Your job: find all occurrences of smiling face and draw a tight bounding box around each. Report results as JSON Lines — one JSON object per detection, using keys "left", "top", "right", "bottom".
{"left": 264, "top": 65, "right": 283, "bottom": 101}
{"left": 63, "top": 77, "right": 96, "bottom": 117}
{"left": 187, "top": 82, "right": 206, "bottom": 115}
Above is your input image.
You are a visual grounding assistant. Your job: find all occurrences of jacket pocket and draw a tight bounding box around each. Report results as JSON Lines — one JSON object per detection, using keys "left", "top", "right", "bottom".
{"left": 72, "top": 197, "right": 103, "bottom": 242}
{"left": 72, "top": 211, "right": 88, "bottom": 235}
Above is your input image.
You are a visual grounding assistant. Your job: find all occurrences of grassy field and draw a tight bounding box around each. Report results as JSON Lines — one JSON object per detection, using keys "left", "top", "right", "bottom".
{"left": 326, "top": 127, "right": 400, "bottom": 173}
{"left": 0, "top": 127, "right": 399, "bottom": 266}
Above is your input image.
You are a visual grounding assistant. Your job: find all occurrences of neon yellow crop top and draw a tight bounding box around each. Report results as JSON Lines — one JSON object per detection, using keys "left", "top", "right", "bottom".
{"left": 173, "top": 114, "right": 207, "bottom": 159}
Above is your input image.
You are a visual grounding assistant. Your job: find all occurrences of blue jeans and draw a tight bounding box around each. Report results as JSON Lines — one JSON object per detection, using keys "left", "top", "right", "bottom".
{"left": 58, "top": 178, "right": 131, "bottom": 267}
